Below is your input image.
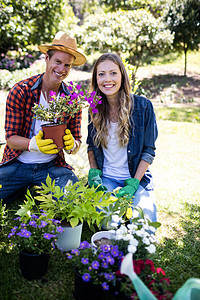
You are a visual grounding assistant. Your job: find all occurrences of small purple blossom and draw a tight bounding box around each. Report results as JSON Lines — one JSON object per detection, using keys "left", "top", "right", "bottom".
{"left": 50, "top": 90, "right": 56, "bottom": 97}
{"left": 57, "top": 226, "right": 64, "bottom": 233}
{"left": 29, "top": 220, "right": 37, "bottom": 227}
{"left": 104, "top": 273, "right": 115, "bottom": 281}
{"left": 101, "top": 261, "right": 108, "bottom": 269}
{"left": 76, "top": 84, "right": 81, "bottom": 90}
{"left": 71, "top": 249, "right": 80, "bottom": 256}
{"left": 17, "top": 229, "right": 31, "bottom": 238}
{"left": 81, "top": 258, "right": 89, "bottom": 265}
{"left": 66, "top": 253, "right": 73, "bottom": 259}
{"left": 98, "top": 252, "right": 106, "bottom": 260}
{"left": 102, "top": 282, "right": 109, "bottom": 290}
{"left": 92, "top": 260, "right": 100, "bottom": 270}
{"left": 82, "top": 273, "right": 91, "bottom": 282}
{"left": 79, "top": 241, "right": 91, "bottom": 249}
{"left": 43, "top": 233, "right": 54, "bottom": 240}
{"left": 38, "top": 221, "right": 48, "bottom": 228}
{"left": 68, "top": 86, "right": 73, "bottom": 91}
{"left": 100, "top": 244, "right": 110, "bottom": 252}
{"left": 92, "top": 108, "right": 98, "bottom": 114}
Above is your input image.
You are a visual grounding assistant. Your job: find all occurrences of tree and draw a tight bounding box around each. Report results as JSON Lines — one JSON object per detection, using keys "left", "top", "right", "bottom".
{"left": 166, "top": 0, "right": 200, "bottom": 76}
{"left": 0, "top": 0, "right": 66, "bottom": 55}
{"left": 74, "top": 9, "right": 174, "bottom": 81}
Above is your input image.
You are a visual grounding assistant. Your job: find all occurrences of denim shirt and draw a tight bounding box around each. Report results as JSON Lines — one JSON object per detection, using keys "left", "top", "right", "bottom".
{"left": 86, "top": 94, "right": 158, "bottom": 190}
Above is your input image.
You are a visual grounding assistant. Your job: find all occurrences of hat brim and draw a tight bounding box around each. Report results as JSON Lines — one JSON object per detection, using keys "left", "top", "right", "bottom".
{"left": 38, "top": 45, "right": 86, "bottom": 66}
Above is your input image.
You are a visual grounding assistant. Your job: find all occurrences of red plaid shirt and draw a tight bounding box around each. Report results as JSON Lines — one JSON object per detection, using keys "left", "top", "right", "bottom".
{"left": 1, "top": 73, "right": 82, "bottom": 169}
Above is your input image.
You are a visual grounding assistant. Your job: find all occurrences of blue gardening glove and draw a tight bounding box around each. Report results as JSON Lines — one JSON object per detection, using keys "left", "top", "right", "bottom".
{"left": 88, "top": 168, "right": 108, "bottom": 191}
{"left": 116, "top": 178, "right": 140, "bottom": 198}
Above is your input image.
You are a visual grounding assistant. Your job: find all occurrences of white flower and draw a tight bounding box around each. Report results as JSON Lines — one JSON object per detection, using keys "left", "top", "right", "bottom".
{"left": 149, "top": 226, "right": 156, "bottom": 233}
{"left": 145, "top": 244, "right": 156, "bottom": 254}
{"left": 116, "top": 234, "right": 124, "bottom": 240}
{"left": 127, "top": 224, "right": 138, "bottom": 230}
{"left": 128, "top": 244, "right": 137, "bottom": 253}
{"left": 123, "top": 234, "right": 133, "bottom": 241}
{"left": 130, "top": 238, "right": 139, "bottom": 247}
{"left": 135, "top": 228, "right": 145, "bottom": 237}
{"left": 142, "top": 237, "right": 150, "bottom": 245}
{"left": 109, "top": 222, "right": 119, "bottom": 228}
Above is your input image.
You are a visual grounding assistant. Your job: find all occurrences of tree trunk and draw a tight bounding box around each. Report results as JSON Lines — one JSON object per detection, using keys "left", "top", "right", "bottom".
{"left": 184, "top": 44, "right": 187, "bottom": 76}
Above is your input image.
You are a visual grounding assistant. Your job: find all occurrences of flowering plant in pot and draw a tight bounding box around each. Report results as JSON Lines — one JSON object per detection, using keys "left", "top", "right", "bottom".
{"left": 31, "top": 81, "right": 102, "bottom": 147}
{"left": 65, "top": 239, "right": 172, "bottom": 300}
{"left": 7, "top": 190, "right": 64, "bottom": 255}
{"left": 7, "top": 190, "right": 64, "bottom": 279}
{"left": 32, "top": 81, "right": 102, "bottom": 125}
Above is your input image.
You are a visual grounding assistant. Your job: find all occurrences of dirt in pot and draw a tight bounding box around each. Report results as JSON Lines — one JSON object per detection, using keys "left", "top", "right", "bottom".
{"left": 94, "top": 237, "right": 114, "bottom": 247}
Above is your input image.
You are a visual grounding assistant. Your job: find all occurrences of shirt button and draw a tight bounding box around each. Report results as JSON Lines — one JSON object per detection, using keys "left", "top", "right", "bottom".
{"left": 128, "top": 150, "right": 130, "bottom": 153}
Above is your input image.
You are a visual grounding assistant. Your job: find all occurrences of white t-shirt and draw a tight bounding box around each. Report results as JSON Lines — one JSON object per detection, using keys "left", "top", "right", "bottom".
{"left": 17, "top": 92, "right": 58, "bottom": 164}
{"left": 102, "top": 121, "right": 131, "bottom": 180}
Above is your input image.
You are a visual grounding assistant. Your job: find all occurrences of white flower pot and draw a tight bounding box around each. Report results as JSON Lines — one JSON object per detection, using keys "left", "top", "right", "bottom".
{"left": 56, "top": 223, "right": 83, "bottom": 252}
{"left": 91, "top": 230, "right": 115, "bottom": 249}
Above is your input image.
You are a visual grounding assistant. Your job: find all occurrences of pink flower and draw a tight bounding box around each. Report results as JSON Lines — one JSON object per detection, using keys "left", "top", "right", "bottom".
{"left": 49, "top": 90, "right": 56, "bottom": 97}
{"left": 157, "top": 267, "right": 165, "bottom": 275}
{"left": 92, "top": 108, "right": 98, "bottom": 114}
{"left": 76, "top": 84, "right": 81, "bottom": 90}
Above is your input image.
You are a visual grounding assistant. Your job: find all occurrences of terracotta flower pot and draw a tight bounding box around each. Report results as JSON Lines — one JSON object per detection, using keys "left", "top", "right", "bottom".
{"left": 41, "top": 123, "right": 67, "bottom": 149}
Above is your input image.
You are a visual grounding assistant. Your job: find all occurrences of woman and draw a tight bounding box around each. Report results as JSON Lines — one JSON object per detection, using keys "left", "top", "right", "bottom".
{"left": 87, "top": 53, "right": 158, "bottom": 222}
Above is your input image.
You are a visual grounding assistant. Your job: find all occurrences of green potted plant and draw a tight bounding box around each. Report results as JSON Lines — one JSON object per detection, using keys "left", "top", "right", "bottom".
{"left": 7, "top": 190, "right": 64, "bottom": 280}
{"left": 34, "top": 175, "right": 132, "bottom": 251}
{"left": 31, "top": 82, "right": 102, "bottom": 148}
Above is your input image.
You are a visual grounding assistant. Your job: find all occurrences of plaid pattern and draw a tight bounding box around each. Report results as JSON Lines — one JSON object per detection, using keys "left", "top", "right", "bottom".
{"left": 1, "top": 73, "right": 82, "bottom": 169}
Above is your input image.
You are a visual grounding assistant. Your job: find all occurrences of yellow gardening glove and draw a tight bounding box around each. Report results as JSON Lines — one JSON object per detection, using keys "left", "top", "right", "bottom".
{"left": 63, "top": 129, "right": 75, "bottom": 151}
{"left": 28, "top": 130, "right": 58, "bottom": 154}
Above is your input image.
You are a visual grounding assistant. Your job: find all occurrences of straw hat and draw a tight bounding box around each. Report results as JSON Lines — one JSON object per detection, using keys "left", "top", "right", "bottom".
{"left": 38, "top": 31, "right": 86, "bottom": 66}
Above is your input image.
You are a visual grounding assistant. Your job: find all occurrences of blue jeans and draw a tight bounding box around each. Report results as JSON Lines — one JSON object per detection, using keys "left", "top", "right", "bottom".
{"left": 0, "top": 159, "right": 78, "bottom": 204}
{"left": 101, "top": 175, "right": 157, "bottom": 223}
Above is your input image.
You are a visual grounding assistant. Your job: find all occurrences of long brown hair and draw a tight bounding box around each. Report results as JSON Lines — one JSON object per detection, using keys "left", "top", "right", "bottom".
{"left": 90, "top": 53, "right": 132, "bottom": 148}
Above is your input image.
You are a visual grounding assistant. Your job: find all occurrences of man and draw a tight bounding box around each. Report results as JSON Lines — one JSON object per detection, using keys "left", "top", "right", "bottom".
{"left": 0, "top": 31, "right": 86, "bottom": 203}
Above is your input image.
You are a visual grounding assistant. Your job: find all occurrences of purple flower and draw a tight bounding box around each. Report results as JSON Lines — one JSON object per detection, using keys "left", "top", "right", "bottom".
{"left": 79, "top": 241, "right": 91, "bottom": 249}
{"left": 102, "top": 282, "right": 109, "bottom": 290}
{"left": 50, "top": 90, "right": 56, "bottom": 97}
{"left": 29, "top": 220, "right": 37, "bottom": 227}
{"left": 104, "top": 273, "right": 115, "bottom": 281}
{"left": 68, "top": 100, "right": 73, "bottom": 105}
{"left": 92, "top": 260, "right": 100, "bottom": 270}
{"left": 57, "top": 226, "right": 64, "bottom": 233}
{"left": 92, "top": 108, "right": 98, "bottom": 114}
{"left": 88, "top": 266, "right": 92, "bottom": 271}
{"left": 61, "top": 93, "right": 65, "bottom": 97}
{"left": 71, "top": 249, "right": 80, "bottom": 256}
{"left": 90, "top": 91, "right": 96, "bottom": 97}
{"left": 69, "top": 81, "right": 73, "bottom": 85}
{"left": 81, "top": 258, "right": 89, "bottom": 265}
{"left": 70, "top": 93, "right": 79, "bottom": 100}
{"left": 98, "top": 252, "right": 106, "bottom": 260}
{"left": 79, "top": 91, "right": 84, "bottom": 96}
{"left": 101, "top": 262, "right": 108, "bottom": 269}
{"left": 17, "top": 229, "right": 31, "bottom": 238}
{"left": 66, "top": 253, "right": 73, "bottom": 259}
{"left": 82, "top": 273, "right": 91, "bottom": 282}
{"left": 38, "top": 221, "right": 47, "bottom": 228}
{"left": 76, "top": 84, "right": 81, "bottom": 90}
{"left": 43, "top": 233, "right": 54, "bottom": 240}
{"left": 106, "top": 255, "right": 115, "bottom": 265}
{"left": 111, "top": 248, "right": 119, "bottom": 257}
{"left": 97, "top": 100, "right": 102, "bottom": 104}
{"left": 68, "top": 86, "right": 73, "bottom": 91}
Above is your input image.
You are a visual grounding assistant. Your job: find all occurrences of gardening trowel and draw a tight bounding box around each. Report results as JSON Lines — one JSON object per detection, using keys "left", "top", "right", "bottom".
{"left": 120, "top": 252, "right": 157, "bottom": 300}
